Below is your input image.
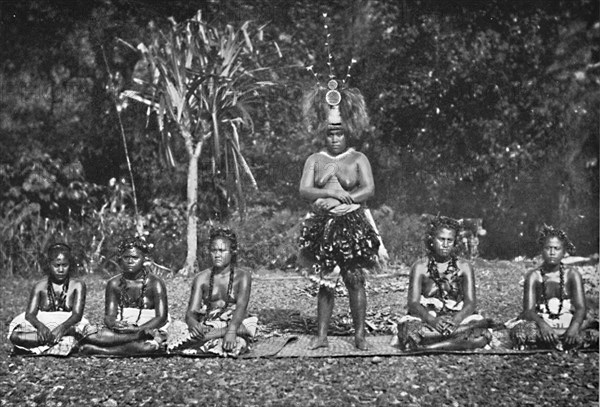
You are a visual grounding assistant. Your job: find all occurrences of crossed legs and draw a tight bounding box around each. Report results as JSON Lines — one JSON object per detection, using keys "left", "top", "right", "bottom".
{"left": 79, "top": 328, "right": 159, "bottom": 355}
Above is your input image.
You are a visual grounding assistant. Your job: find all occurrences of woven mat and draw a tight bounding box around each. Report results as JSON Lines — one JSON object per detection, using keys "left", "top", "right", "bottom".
{"left": 9, "top": 316, "right": 598, "bottom": 358}
{"left": 242, "top": 334, "right": 598, "bottom": 358}
{"left": 10, "top": 334, "right": 598, "bottom": 358}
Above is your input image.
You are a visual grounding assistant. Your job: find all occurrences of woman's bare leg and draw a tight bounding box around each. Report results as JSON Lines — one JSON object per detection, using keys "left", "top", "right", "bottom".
{"left": 310, "top": 286, "right": 335, "bottom": 349}
{"left": 79, "top": 341, "right": 159, "bottom": 356}
{"left": 81, "top": 328, "right": 145, "bottom": 346}
{"left": 346, "top": 281, "right": 368, "bottom": 350}
{"left": 10, "top": 332, "right": 44, "bottom": 348}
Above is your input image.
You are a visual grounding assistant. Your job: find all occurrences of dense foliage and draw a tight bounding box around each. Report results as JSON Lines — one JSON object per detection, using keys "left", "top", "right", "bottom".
{"left": 1, "top": 0, "right": 598, "bottom": 275}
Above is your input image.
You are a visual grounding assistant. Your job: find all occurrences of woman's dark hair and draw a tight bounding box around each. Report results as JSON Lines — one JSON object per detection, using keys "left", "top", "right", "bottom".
{"left": 425, "top": 216, "right": 460, "bottom": 253}
{"left": 209, "top": 227, "right": 238, "bottom": 265}
{"left": 117, "top": 235, "right": 151, "bottom": 256}
{"left": 537, "top": 225, "right": 576, "bottom": 255}
{"left": 43, "top": 243, "right": 73, "bottom": 273}
{"left": 204, "top": 227, "right": 239, "bottom": 319}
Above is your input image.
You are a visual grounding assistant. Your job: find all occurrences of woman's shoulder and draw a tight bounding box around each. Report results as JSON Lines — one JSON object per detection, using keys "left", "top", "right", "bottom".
{"left": 350, "top": 148, "right": 367, "bottom": 158}
{"left": 147, "top": 272, "right": 166, "bottom": 286}
{"left": 189, "top": 269, "right": 211, "bottom": 288}
{"left": 456, "top": 258, "right": 473, "bottom": 272}
{"left": 564, "top": 265, "right": 582, "bottom": 282}
{"left": 410, "top": 257, "right": 429, "bottom": 273}
{"left": 306, "top": 152, "right": 324, "bottom": 162}
{"left": 31, "top": 278, "right": 48, "bottom": 291}
{"left": 234, "top": 266, "right": 252, "bottom": 281}
{"left": 106, "top": 274, "right": 121, "bottom": 286}
{"left": 524, "top": 267, "right": 543, "bottom": 281}
{"left": 194, "top": 268, "right": 212, "bottom": 279}
{"left": 69, "top": 278, "right": 86, "bottom": 289}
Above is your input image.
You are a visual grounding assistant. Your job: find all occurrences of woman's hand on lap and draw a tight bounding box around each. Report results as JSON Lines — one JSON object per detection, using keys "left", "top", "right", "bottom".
{"left": 313, "top": 198, "right": 341, "bottom": 211}
{"left": 223, "top": 330, "right": 237, "bottom": 351}
{"left": 113, "top": 322, "right": 139, "bottom": 334}
{"left": 329, "top": 190, "right": 353, "bottom": 205}
{"left": 51, "top": 325, "right": 69, "bottom": 343}
{"left": 434, "top": 316, "right": 456, "bottom": 336}
{"left": 562, "top": 326, "right": 581, "bottom": 346}
{"left": 37, "top": 325, "right": 54, "bottom": 345}
{"left": 189, "top": 324, "right": 207, "bottom": 339}
{"left": 538, "top": 322, "right": 558, "bottom": 344}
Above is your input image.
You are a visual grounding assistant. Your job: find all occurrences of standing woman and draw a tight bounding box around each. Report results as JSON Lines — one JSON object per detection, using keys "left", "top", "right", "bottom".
{"left": 298, "top": 64, "right": 381, "bottom": 350}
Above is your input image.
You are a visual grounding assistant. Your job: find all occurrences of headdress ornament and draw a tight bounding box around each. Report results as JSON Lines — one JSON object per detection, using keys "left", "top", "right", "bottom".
{"left": 118, "top": 234, "right": 153, "bottom": 255}
{"left": 46, "top": 242, "right": 72, "bottom": 258}
{"left": 425, "top": 215, "right": 460, "bottom": 253}
{"left": 537, "top": 224, "right": 576, "bottom": 255}
{"left": 302, "top": 13, "right": 368, "bottom": 136}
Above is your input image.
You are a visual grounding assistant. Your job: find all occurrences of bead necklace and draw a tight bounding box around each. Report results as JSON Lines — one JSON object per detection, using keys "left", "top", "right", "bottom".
{"left": 539, "top": 264, "right": 565, "bottom": 320}
{"left": 118, "top": 268, "right": 149, "bottom": 325}
{"left": 204, "top": 265, "right": 235, "bottom": 322}
{"left": 427, "top": 255, "right": 460, "bottom": 310}
{"left": 318, "top": 147, "right": 355, "bottom": 160}
{"left": 47, "top": 277, "right": 70, "bottom": 311}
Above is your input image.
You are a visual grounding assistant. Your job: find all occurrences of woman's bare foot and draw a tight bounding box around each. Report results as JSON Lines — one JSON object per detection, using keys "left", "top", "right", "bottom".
{"left": 355, "top": 335, "right": 368, "bottom": 350}
{"left": 309, "top": 336, "right": 329, "bottom": 350}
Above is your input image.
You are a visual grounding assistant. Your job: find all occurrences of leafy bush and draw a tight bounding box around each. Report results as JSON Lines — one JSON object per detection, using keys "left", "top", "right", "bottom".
{"left": 0, "top": 148, "right": 103, "bottom": 220}
{"left": 195, "top": 206, "right": 303, "bottom": 271}
{"left": 373, "top": 209, "right": 426, "bottom": 267}
{"left": 0, "top": 150, "right": 108, "bottom": 277}
{"left": 0, "top": 202, "right": 100, "bottom": 277}
{"left": 144, "top": 198, "right": 188, "bottom": 270}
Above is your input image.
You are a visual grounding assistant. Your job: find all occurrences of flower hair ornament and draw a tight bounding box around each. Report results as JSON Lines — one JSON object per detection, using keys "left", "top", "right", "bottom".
{"left": 425, "top": 215, "right": 461, "bottom": 253}
{"left": 117, "top": 234, "right": 154, "bottom": 256}
{"left": 302, "top": 13, "right": 370, "bottom": 137}
{"left": 537, "top": 224, "right": 576, "bottom": 256}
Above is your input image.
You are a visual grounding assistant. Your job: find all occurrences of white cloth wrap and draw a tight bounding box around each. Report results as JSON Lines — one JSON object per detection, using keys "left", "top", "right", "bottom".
{"left": 392, "top": 296, "right": 485, "bottom": 339}
{"left": 7, "top": 311, "right": 90, "bottom": 355}
{"left": 119, "top": 307, "right": 171, "bottom": 332}
{"left": 505, "top": 299, "right": 574, "bottom": 333}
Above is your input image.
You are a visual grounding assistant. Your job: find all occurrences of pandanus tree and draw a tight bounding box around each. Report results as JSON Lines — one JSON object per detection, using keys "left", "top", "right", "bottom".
{"left": 123, "top": 12, "right": 274, "bottom": 275}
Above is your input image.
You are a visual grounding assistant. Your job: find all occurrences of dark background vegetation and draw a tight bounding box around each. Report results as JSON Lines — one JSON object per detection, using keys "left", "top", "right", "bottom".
{"left": 1, "top": 0, "right": 598, "bottom": 275}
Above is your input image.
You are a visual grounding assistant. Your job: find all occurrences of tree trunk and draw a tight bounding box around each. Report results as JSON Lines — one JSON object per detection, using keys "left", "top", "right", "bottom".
{"left": 556, "top": 184, "right": 569, "bottom": 228}
{"left": 179, "top": 135, "right": 203, "bottom": 276}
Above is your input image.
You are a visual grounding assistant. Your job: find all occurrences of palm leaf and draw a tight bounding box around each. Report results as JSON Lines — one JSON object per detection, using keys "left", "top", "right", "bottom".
{"left": 122, "top": 14, "right": 275, "bottom": 221}
{"left": 228, "top": 121, "right": 257, "bottom": 189}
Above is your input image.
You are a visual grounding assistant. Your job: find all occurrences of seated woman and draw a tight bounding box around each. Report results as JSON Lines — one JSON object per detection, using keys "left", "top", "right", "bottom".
{"left": 392, "top": 216, "right": 492, "bottom": 351}
{"left": 80, "top": 236, "right": 169, "bottom": 355}
{"left": 8, "top": 243, "right": 88, "bottom": 355}
{"left": 176, "top": 228, "right": 257, "bottom": 357}
{"left": 508, "top": 225, "right": 598, "bottom": 350}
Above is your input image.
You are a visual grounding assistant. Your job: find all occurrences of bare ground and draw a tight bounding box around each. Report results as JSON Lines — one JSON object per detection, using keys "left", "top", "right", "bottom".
{"left": 1, "top": 259, "right": 598, "bottom": 406}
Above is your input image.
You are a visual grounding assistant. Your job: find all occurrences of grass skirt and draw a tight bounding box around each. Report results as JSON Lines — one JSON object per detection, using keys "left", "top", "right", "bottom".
{"left": 299, "top": 206, "right": 380, "bottom": 288}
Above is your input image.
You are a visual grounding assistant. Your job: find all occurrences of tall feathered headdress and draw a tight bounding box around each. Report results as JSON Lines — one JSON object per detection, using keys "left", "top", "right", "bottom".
{"left": 302, "top": 13, "right": 370, "bottom": 137}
